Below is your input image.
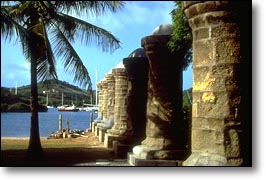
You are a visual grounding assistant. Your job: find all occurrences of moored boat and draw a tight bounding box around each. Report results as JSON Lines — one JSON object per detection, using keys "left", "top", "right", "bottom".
{"left": 58, "top": 105, "right": 79, "bottom": 112}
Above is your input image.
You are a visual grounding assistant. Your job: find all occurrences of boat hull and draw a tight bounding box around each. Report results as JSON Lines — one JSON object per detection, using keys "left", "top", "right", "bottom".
{"left": 58, "top": 109, "right": 79, "bottom": 112}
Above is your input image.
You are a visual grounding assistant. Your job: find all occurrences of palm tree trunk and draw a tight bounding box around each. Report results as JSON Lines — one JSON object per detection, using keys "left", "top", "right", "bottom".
{"left": 27, "top": 54, "right": 43, "bottom": 159}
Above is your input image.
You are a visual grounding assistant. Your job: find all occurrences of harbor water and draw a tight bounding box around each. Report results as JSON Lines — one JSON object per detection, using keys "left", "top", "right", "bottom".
{"left": 1, "top": 108, "right": 98, "bottom": 138}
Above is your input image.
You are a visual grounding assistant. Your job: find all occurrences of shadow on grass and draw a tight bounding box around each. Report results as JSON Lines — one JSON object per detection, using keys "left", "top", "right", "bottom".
{"left": 1, "top": 147, "right": 118, "bottom": 167}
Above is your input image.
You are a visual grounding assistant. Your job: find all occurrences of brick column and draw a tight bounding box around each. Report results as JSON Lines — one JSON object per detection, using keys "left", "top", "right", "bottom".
{"left": 131, "top": 35, "right": 187, "bottom": 161}
{"left": 182, "top": 1, "right": 251, "bottom": 166}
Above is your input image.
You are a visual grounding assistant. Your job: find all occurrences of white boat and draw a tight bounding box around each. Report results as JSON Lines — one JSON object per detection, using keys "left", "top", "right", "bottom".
{"left": 85, "top": 105, "right": 98, "bottom": 112}
{"left": 58, "top": 104, "right": 79, "bottom": 112}
{"left": 80, "top": 104, "right": 98, "bottom": 112}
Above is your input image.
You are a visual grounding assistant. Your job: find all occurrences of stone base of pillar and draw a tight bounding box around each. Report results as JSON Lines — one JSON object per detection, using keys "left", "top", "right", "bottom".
{"left": 91, "top": 122, "right": 96, "bottom": 133}
{"left": 127, "top": 153, "right": 183, "bottom": 166}
{"left": 94, "top": 126, "right": 99, "bottom": 137}
{"left": 104, "top": 133, "right": 134, "bottom": 149}
{"left": 113, "top": 141, "right": 134, "bottom": 158}
{"left": 85, "top": 127, "right": 91, "bottom": 133}
{"left": 132, "top": 145, "right": 189, "bottom": 160}
{"left": 63, "top": 132, "right": 68, "bottom": 139}
{"left": 104, "top": 133, "right": 120, "bottom": 148}
{"left": 89, "top": 120, "right": 93, "bottom": 132}
{"left": 98, "top": 129, "right": 106, "bottom": 142}
{"left": 182, "top": 152, "right": 236, "bottom": 166}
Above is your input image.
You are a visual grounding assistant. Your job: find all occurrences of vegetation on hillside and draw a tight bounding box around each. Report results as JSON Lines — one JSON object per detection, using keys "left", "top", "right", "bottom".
{"left": 1, "top": 79, "right": 95, "bottom": 110}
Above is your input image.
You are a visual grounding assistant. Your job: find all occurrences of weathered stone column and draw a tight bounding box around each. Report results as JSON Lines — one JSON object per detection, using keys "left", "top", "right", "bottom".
{"left": 122, "top": 48, "right": 149, "bottom": 144}
{"left": 105, "top": 73, "right": 115, "bottom": 120}
{"left": 101, "top": 80, "right": 108, "bottom": 121}
{"left": 104, "top": 67, "right": 129, "bottom": 148}
{"left": 58, "top": 114, "right": 62, "bottom": 132}
{"left": 97, "top": 73, "right": 115, "bottom": 141}
{"left": 131, "top": 25, "right": 187, "bottom": 164}
{"left": 96, "top": 81, "right": 104, "bottom": 120}
{"left": 182, "top": 1, "right": 250, "bottom": 166}
{"left": 94, "top": 80, "right": 108, "bottom": 136}
{"left": 91, "top": 81, "right": 103, "bottom": 133}
{"left": 107, "top": 67, "right": 128, "bottom": 134}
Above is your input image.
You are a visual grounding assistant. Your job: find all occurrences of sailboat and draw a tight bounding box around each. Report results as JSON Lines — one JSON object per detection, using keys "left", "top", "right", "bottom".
{"left": 57, "top": 92, "right": 79, "bottom": 112}
{"left": 82, "top": 69, "right": 99, "bottom": 112}
{"left": 92, "top": 69, "right": 98, "bottom": 113}
{"left": 43, "top": 90, "right": 54, "bottom": 108}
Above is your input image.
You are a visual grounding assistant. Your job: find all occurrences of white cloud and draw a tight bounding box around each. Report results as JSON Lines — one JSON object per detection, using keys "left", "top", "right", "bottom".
{"left": 82, "top": 1, "right": 174, "bottom": 34}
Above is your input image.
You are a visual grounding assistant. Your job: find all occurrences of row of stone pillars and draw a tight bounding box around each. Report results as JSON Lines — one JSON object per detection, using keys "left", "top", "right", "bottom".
{"left": 91, "top": 1, "right": 250, "bottom": 166}
{"left": 91, "top": 51, "right": 149, "bottom": 153}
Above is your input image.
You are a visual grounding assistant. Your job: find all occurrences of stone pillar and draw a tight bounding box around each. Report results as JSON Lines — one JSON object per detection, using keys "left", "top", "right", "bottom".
{"left": 182, "top": 1, "right": 250, "bottom": 166}
{"left": 94, "top": 80, "right": 108, "bottom": 136}
{"left": 101, "top": 80, "right": 108, "bottom": 120}
{"left": 92, "top": 81, "right": 103, "bottom": 133}
{"left": 66, "top": 118, "right": 70, "bottom": 133}
{"left": 105, "top": 73, "right": 115, "bottom": 120}
{"left": 89, "top": 111, "right": 93, "bottom": 132}
{"left": 122, "top": 53, "right": 149, "bottom": 144}
{"left": 104, "top": 67, "right": 129, "bottom": 148}
{"left": 98, "top": 73, "right": 115, "bottom": 141}
{"left": 131, "top": 34, "right": 186, "bottom": 162}
{"left": 58, "top": 114, "right": 62, "bottom": 132}
{"left": 96, "top": 81, "right": 104, "bottom": 120}
{"left": 107, "top": 68, "right": 129, "bottom": 135}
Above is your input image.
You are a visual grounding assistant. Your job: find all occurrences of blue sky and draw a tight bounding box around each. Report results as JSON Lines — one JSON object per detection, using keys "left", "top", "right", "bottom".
{"left": 1, "top": 1, "right": 192, "bottom": 90}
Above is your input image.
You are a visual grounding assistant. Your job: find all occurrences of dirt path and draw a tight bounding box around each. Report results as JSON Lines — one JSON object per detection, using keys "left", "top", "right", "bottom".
{"left": 1, "top": 132, "right": 129, "bottom": 167}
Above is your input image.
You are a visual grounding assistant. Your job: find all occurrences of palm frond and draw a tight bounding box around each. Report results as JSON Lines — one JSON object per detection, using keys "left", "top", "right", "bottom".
{"left": 35, "top": 21, "right": 58, "bottom": 83}
{"left": 1, "top": 6, "right": 28, "bottom": 42}
{"left": 43, "top": 23, "right": 58, "bottom": 80}
{"left": 49, "top": 22, "right": 92, "bottom": 90}
{"left": 51, "top": 13, "right": 121, "bottom": 53}
{"left": 51, "top": 1, "right": 125, "bottom": 17}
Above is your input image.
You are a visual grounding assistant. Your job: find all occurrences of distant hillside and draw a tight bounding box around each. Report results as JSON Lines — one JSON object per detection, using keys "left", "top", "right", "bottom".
{"left": 1, "top": 79, "right": 95, "bottom": 108}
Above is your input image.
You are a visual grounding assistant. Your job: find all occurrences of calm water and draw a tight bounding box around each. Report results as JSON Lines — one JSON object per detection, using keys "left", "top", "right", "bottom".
{"left": 1, "top": 108, "right": 98, "bottom": 138}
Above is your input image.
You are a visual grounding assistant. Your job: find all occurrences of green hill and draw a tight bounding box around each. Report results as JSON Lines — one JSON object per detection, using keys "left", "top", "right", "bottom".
{"left": 1, "top": 79, "right": 95, "bottom": 112}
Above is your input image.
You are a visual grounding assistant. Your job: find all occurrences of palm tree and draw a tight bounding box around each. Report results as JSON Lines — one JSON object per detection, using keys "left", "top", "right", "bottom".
{"left": 1, "top": 1, "right": 125, "bottom": 158}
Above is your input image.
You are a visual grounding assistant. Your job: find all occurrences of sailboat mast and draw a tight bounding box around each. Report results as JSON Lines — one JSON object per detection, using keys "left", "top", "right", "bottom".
{"left": 46, "top": 93, "right": 49, "bottom": 106}
{"left": 62, "top": 92, "right": 64, "bottom": 106}
{"left": 95, "top": 69, "right": 98, "bottom": 106}
{"left": 15, "top": 81, "right": 17, "bottom": 95}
